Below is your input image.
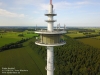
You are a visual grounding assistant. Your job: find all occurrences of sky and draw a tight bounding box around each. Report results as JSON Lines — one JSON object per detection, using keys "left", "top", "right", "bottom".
{"left": 0, "top": 0, "right": 100, "bottom": 27}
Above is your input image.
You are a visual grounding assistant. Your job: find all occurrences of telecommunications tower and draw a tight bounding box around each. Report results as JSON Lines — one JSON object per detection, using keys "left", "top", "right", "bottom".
{"left": 35, "top": 0, "right": 66, "bottom": 75}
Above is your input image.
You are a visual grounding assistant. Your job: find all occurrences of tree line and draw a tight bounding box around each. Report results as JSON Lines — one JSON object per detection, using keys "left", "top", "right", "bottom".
{"left": 0, "top": 38, "right": 31, "bottom": 52}
{"left": 74, "top": 34, "right": 100, "bottom": 39}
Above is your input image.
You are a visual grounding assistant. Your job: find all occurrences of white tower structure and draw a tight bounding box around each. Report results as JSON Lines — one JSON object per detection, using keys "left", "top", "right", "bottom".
{"left": 35, "top": 0, "right": 66, "bottom": 75}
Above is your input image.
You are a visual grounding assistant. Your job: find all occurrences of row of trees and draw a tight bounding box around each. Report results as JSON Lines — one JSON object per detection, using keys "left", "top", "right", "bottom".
{"left": 74, "top": 34, "right": 100, "bottom": 39}
{"left": 0, "top": 38, "right": 30, "bottom": 52}
{"left": 18, "top": 34, "right": 24, "bottom": 37}
{"left": 0, "top": 27, "right": 39, "bottom": 32}
{"left": 78, "top": 29, "right": 95, "bottom": 33}
{"left": 29, "top": 35, "right": 100, "bottom": 75}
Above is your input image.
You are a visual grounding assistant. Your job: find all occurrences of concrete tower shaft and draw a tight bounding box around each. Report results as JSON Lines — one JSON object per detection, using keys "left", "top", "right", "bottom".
{"left": 35, "top": 0, "right": 66, "bottom": 75}
{"left": 45, "top": 0, "right": 55, "bottom": 31}
{"left": 48, "top": 4, "right": 54, "bottom": 31}
{"left": 47, "top": 1, "right": 55, "bottom": 74}
{"left": 47, "top": 46, "right": 54, "bottom": 75}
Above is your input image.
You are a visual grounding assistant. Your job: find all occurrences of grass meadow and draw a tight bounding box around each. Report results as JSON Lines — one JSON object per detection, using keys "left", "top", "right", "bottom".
{"left": 78, "top": 38, "right": 100, "bottom": 49}
{"left": 0, "top": 38, "right": 46, "bottom": 75}
{"left": 66, "top": 33, "right": 85, "bottom": 38}
{"left": 93, "top": 36, "right": 100, "bottom": 39}
{"left": 0, "top": 31, "right": 37, "bottom": 47}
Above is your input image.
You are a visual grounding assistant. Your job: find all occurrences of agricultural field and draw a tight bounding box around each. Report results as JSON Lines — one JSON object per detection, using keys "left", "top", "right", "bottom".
{"left": 92, "top": 36, "right": 100, "bottom": 40}
{"left": 84, "top": 28, "right": 100, "bottom": 32}
{"left": 78, "top": 38, "right": 100, "bottom": 49}
{"left": 95, "top": 36, "right": 100, "bottom": 39}
{"left": 66, "top": 28, "right": 100, "bottom": 38}
{"left": 66, "top": 30, "right": 84, "bottom": 38}
{"left": 0, "top": 31, "right": 37, "bottom": 47}
{"left": 66, "top": 33, "right": 85, "bottom": 38}
{"left": 0, "top": 38, "right": 46, "bottom": 75}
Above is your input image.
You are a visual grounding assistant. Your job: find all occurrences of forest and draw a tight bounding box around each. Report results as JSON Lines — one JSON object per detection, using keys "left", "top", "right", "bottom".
{"left": 29, "top": 35, "right": 100, "bottom": 75}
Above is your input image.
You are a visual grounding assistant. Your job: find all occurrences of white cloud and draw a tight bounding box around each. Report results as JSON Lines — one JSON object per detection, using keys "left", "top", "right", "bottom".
{"left": 88, "top": 12, "right": 100, "bottom": 15}
{"left": 15, "top": 0, "right": 33, "bottom": 5}
{"left": 15, "top": 0, "right": 44, "bottom": 5}
{"left": 37, "top": 1, "right": 71, "bottom": 11}
{"left": 39, "top": 4, "right": 48, "bottom": 10}
{"left": 9, "top": 7, "right": 24, "bottom": 10}
{"left": 0, "top": 9, "right": 25, "bottom": 18}
{"left": 33, "top": 11, "right": 39, "bottom": 14}
{"left": 76, "top": 1, "right": 89, "bottom": 5}
{"left": 0, "top": 2, "right": 3, "bottom": 6}
{"left": 38, "top": 1, "right": 89, "bottom": 10}
{"left": 39, "top": 1, "right": 100, "bottom": 10}
{"left": 9, "top": 0, "right": 98, "bottom": 11}
{"left": 54, "top": 1, "right": 71, "bottom": 9}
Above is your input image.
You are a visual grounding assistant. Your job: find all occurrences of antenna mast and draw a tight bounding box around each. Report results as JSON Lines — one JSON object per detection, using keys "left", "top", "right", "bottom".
{"left": 50, "top": 0, "right": 52, "bottom": 4}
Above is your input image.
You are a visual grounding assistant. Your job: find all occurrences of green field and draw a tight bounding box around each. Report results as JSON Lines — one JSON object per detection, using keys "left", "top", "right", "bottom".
{"left": 67, "top": 28, "right": 100, "bottom": 38}
{"left": 0, "top": 31, "right": 37, "bottom": 47}
{"left": 0, "top": 39, "right": 46, "bottom": 75}
{"left": 93, "top": 36, "right": 100, "bottom": 39}
{"left": 78, "top": 38, "right": 100, "bottom": 49}
{"left": 67, "top": 33, "right": 85, "bottom": 38}
{"left": 96, "top": 36, "right": 100, "bottom": 38}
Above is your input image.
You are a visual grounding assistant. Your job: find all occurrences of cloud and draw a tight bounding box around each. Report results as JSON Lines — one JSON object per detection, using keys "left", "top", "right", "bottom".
{"left": 0, "top": 2, "right": 3, "bottom": 6}
{"left": 15, "top": 0, "right": 44, "bottom": 5}
{"left": 9, "top": 7, "right": 24, "bottom": 10}
{"left": 39, "top": 4, "right": 48, "bottom": 10}
{"left": 33, "top": 11, "right": 39, "bottom": 14}
{"left": 54, "top": 1, "right": 71, "bottom": 9}
{"left": 0, "top": 2, "right": 5, "bottom": 7}
{"left": 38, "top": 1, "right": 89, "bottom": 10}
{"left": 8, "top": 0, "right": 98, "bottom": 11}
{"left": 88, "top": 12, "right": 100, "bottom": 15}
{"left": 39, "top": 1, "right": 100, "bottom": 10}
{"left": 15, "top": 0, "right": 33, "bottom": 5}
{"left": 76, "top": 1, "right": 89, "bottom": 5}
{"left": 0, "top": 9, "right": 25, "bottom": 18}
{"left": 37, "top": 1, "right": 71, "bottom": 10}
